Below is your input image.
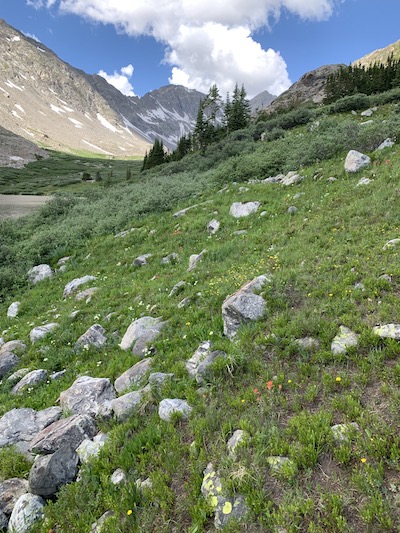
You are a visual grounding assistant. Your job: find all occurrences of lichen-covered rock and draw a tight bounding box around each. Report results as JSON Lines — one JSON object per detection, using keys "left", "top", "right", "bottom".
{"left": 8, "top": 493, "right": 45, "bottom": 533}
{"left": 158, "top": 399, "right": 192, "bottom": 421}
{"left": 59, "top": 376, "right": 115, "bottom": 418}
{"left": 222, "top": 275, "right": 270, "bottom": 339}
{"left": 373, "top": 323, "right": 400, "bottom": 340}
{"left": 344, "top": 150, "right": 371, "bottom": 173}
{"left": 27, "top": 264, "right": 53, "bottom": 284}
{"left": 331, "top": 326, "right": 359, "bottom": 355}
{"left": 0, "top": 478, "right": 29, "bottom": 516}
{"left": 201, "top": 463, "right": 247, "bottom": 529}
{"left": 267, "top": 456, "right": 297, "bottom": 476}
{"left": 76, "top": 433, "right": 108, "bottom": 463}
{"left": 331, "top": 423, "right": 359, "bottom": 443}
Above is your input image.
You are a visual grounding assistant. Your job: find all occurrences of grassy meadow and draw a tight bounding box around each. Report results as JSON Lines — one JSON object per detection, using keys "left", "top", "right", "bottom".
{"left": 0, "top": 94, "right": 400, "bottom": 532}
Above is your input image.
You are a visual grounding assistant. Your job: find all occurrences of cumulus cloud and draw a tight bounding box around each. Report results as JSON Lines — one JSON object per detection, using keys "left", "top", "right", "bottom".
{"left": 23, "top": 32, "right": 41, "bottom": 42}
{"left": 31, "top": 0, "right": 342, "bottom": 96}
{"left": 98, "top": 64, "right": 136, "bottom": 96}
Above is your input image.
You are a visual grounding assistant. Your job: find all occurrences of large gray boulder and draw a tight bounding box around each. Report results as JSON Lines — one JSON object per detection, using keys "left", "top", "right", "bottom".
{"left": 222, "top": 275, "right": 270, "bottom": 339}
{"left": 114, "top": 358, "right": 153, "bottom": 393}
{"left": 27, "top": 264, "right": 53, "bottom": 284}
{"left": 344, "top": 150, "right": 371, "bottom": 173}
{"left": 8, "top": 493, "right": 45, "bottom": 533}
{"left": 229, "top": 201, "right": 260, "bottom": 218}
{"left": 0, "top": 478, "right": 29, "bottom": 516}
{"left": 30, "top": 323, "right": 58, "bottom": 344}
{"left": 11, "top": 369, "right": 48, "bottom": 395}
{"left": 74, "top": 324, "right": 107, "bottom": 352}
{"left": 158, "top": 399, "right": 192, "bottom": 422}
{"left": 119, "top": 317, "right": 167, "bottom": 357}
{"left": 29, "top": 414, "right": 98, "bottom": 455}
{"left": 59, "top": 376, "right": 115, "bottom": 418}
{"left": 0, "top": 407, "right": 62, "bottom": 455}
{"left": 201, "top": 463, "right": 247, "bottom": 529}
{"left": 0, "top": 352, "right": 19, "bottom": 379}
{"left": 29, "top": 446, "right": 79, "bottom": 497}
{"left": 0, "top": 340, "right": 26, "bottom": 357}
{"left": 63, "top": 275, "right": 97, "bottom": 298}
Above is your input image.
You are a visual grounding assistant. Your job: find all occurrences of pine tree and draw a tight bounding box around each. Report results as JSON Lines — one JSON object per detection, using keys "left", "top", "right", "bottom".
{"left": 140, "top": 139, "right": 166, "bottom": 171}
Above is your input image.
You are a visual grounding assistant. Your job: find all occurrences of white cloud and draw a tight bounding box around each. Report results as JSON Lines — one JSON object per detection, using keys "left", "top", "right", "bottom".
{"left": 23, "top": 31, "right": 41, "bottom": 42}
{"left": 32, "top": 0, "right": 342, "bottom": 96}
{"left": 98, "top": 64, "right": 136, "bottom": 96}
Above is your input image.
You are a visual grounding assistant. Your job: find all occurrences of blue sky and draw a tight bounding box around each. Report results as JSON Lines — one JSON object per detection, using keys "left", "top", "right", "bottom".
{"left": 1, "top": 0, "right": 399, "bottom": 98}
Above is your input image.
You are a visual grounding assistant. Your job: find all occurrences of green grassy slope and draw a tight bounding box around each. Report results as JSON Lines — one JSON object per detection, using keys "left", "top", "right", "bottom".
{"left": 0, "top": 100, "right": 400, "bottom": 532}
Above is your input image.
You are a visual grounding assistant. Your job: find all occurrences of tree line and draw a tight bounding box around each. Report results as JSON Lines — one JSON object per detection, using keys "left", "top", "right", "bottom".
{"left": 141, "top": 83, "right": 251, "bottom": 171}
{"left": 324, "top": 53, "right": 400, "bottom": 103}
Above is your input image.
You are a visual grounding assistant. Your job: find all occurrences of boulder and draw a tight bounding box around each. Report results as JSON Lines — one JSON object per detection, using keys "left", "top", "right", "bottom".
{"left": 373, "top": 323, "right": 400, "bottom": 340}
{"left": 114, "top": 358, "right": 153, "bottom": 393}
{"left": 119, "top": 317, "right": 167, "bottom": 357}
{"left": 376, "top": 138, "right": 394, "bottom": 151}
{"left": 11, "top": 369, "right": 48, "bottom": 395}
{"left": 27, "top": 264, "right": 53, "bottom": 284}
{"left": 59, "top": 376, "right": 116, "bottom": 418}
{"left": 74, "top": 324, "right": 107, "bottom": 351}
{"left": 331, "top": 326, "right": 359, "bottom": 355}
{"left": 0, "top": 478, "right": 29, "bottom": 516}
{"left": 111, "top": 389, "right": 148, "bottom": 421}
{"left": 187, "top": 249, "right": 206, "bottom": 272}
{"left": 29, "top": 323, "right": 58, "bottom": 344}
{"left": 28, "top": 446, "right": 79, "bottom": 497}
{"left": 29, "top": 414, "right": 97, "bottom": 455}
{"left": 7, "top": 493, "right": 45, "bottom": 533}
{"left": 229, "top": 202, "right": 260, "bottom": 218}
{"left": 7, "top": 302, "right": 20, "bottom": 318}
{"left": 63, "top": 275, "right": 97, "bottom": 298}
{"left": 281, "top": 172, "right": 304, "bottom": 186}
{"left": 207, "top": 219, "right": 220, "bottom": 234}
{"left": 0, "top": 340, "right": 26, "bottom": 357}
{"left": 133, "top": 254, "right": 152, "bottom": 267}
{"left": 0, "top": 407, "right": 62, "bottom": 455}
{"left": 0, "top": 352, "right": 19, "bottom": 379}
{"left": 201, "top": 463, "right": 247, "bottom": 529}
{"left": 222, "top": 275, "right": 270, "bottom": 339}
{"left": 158, "top": 399, "right": 192, "bottom": 422}
{"left": 186, "top": 341, "right": 226, "bottom": 384}
{"left": 344, "top": 150, "right": 371, "bottom": 173}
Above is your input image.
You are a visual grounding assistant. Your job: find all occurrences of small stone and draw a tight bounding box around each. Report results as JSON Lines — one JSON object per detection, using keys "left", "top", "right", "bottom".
{"left": 63, "top": 275, "right": 97, "bottom": 298}
{"left": 376, "top": 138, "right": 394, "bottom": 151}
{"left": 207, "top": 219, "right": 220, "bottom": 234}
{"left": 173, "top": 204, "right": 198, "bottom": 218}
{"left": 50, "top": 369, "right": 67, "bottom": 380}
{"left": 75, "top": 287, "right": 98, "bottom": 302}
{"left": 168, "top": 280, "right": 186, "bottom": 297}
{"left": 91, "top": 510, "right": 115, "bottom": 533}
{"left": 267, "top": 456, "right": 296, "bottom": 474}
{"left": 259, "top": 211, "right": 267, "bottom": 217}
{"left": 227, "top": 430, "right": 248, "bottom": 457}
{"left": 74, "top": 324, "right": 106, "bottom": 352}
{"left": 360, "top": 108, "right": 373, "bottom": 117}
{"left": 178, "top": 297, "right": 191, "bottom": 308}
{"left": 354, "top": 282, "right": 365, "bottom": 291}
{"left": 294, "top": 337, "right": 320, "bottom": 350}
{"left": 110, "top": 469, "right": 126, "bottom": 486}
{"left": 76, "top": 435, "right": 108, "bottom": 463}
{"left": 232, "top": 230, "right": 247, "bottom": 236}
{"left": 133, "top": 254, "right": 152, "bottom": 267}
{"left": 379, "top": 274, "right": 392, "bottom": 283}
{"left": 383, "top": 238, "right": 400, "bottom": 250}
{"left": 287, "top": 206, "right": 298, "bottom": 214}
{"left": 187, "top": 249, "right": 206, "bottom": 272}
{"left": 356, "top": 177, "right": 373, "bottom": 186}
{"left": 11, "top": 369, "right": 48, "bottom": 395}
{"left": 57, "top": 256, "right": 71, "bottom": 266}
{"left": 148, "top": 372, "right": 174, "bottom": 390}
{"left": 331, "top": 423, "right": 359, "bottom": 443}
{"left": 327, "top": 177, "right": 337, "bottom": 182}
{"left": 7, "top": 368, "right": 30, "bottom": 383}
{"left": 30, "top": 323, "right": 58, "bottom": 344}
{"left": 281, "top": 173, "right": 304, "bottom": 186}
{"left": 161, "top": 253, "right": 179, "bottom": 264}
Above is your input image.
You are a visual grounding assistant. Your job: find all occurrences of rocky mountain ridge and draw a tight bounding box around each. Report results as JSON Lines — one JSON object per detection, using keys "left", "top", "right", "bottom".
{"left": 353, "top": 39, "right": 400, "bottom": 67}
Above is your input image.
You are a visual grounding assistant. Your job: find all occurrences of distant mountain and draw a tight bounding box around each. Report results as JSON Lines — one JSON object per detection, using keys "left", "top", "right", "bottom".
{"left": 353, "top": 40, "right": 400, "bottom": 67}
{"left": 0, "top": 19, "right": 150, "bottom": 157}
{"left": 86, "top": 75, "right": 205, "bottom": 151}
{"left": 249, "top": 90, "right": 276, "bottom": 113}
{"left": 263, "top": 64, "right": 344, "bottom": 114}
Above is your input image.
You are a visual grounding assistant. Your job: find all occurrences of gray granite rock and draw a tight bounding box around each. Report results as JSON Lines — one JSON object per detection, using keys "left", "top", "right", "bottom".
{"left": 148, "top": 372, "right": 174, "bottom": 390}
{"left": 161, "top": 253, "right": 179, "bottom": 264}
{"left": 373, "top": 323, "right": 400, "bottom": 340}
{"left": 222, "top": 275, "right": 269, "bottom": 339}
{"left": 111, "top": 389, "right": 148, "bottom": 421}
{"left": 7, "top": 302, "right": 20, "bottom": 319}
{"left": 63, "top": 275, "right": 97, "bottom": 298}
{"left": 207, "top": 219, "right": 220, "bottom": 234}
{"left": 344, "top": 150, "right": 371, "bottom": 173}
{"left": 76, "top": 433, "right": 108, "bottom": 463}
{"left": 133, "top": 254, "right": 152, "bottom": 267}
{"left": 91, "top": 510, "right": 115, "bottom": 532}
{"left": 158, "top": 399, "right": 192, "bottom": 422}
{"left": 30, "top": 323, "right": 58, "bottom": 344}
{"left": 186, "top": 341, "right": 226, "bottom": 384}
{"left": 0, "top": 340, "right": 26, "bottom": 357}
{"left": 11, "top": 369, "right": 48, "bottom": 395}
{"left": 0, "top": 352, "right": 19, "bottom": 379}
{"left": 294, "top": 337, "right": 320, "bottom": 350}
{"left": 331, "top": 326, "right": 359, "bottom": 355}
{"left": 383, "top": 238, "right": 400, "bottom": 250}
{"left": 331, "top": 423, "right": 359, "bottom": 443}
{"left": 281, "top": 172, "right": 304, "bottom": 186}
{"left": 29, "top": 446, "right": 79, "bottom": 497}
{"left": 75, "top": 287, "right": 98, "bottom": 302}
{"left": 187, "top": 249, "right": 206, "bottom": 272}
{"left": 119, "top": 317, "right": 167, "bottom": 357}
{"left": 27, "top": 264, "right": 53, "bottom": 285}
{"left": 59, "top": 376, "right": 116, "bottom": 418}
{"left": 29, "top": 414, "right": 97, "bottom": 455}
{"left": 74, "top": 324, "right": 106, "bottom": 352}
{"left": 229, "top": 202, "right": 260, "bottom": 218}
{"left": 8, "top": 493, "right": 45, "bottom": 533}
{"left": 114, "top": 358, "right": 153, "bottom": 393}
{"left": 376, "top": 138, "right": 395, "bottom": 151}
{"left": 168, "top": 280, "right": 186, "bottom": 297}
{"left": 227, "top": 430, "right": 248, "bottom": 458}
{"left": 110, "top": 469, "right": 126, "bottom": 486}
